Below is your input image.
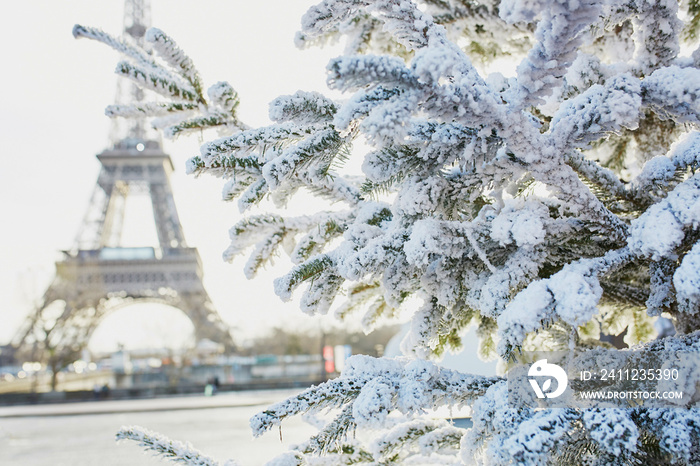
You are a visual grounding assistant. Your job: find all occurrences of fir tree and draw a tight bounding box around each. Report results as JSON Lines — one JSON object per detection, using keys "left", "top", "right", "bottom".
{"left": 76, "top": 0, "right": 700, "bottom": 464}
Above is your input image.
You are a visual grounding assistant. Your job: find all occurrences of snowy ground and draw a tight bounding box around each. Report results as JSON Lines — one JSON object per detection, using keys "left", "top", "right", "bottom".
{"left": 0, "top": 389, "right": 316, "bottom": 466}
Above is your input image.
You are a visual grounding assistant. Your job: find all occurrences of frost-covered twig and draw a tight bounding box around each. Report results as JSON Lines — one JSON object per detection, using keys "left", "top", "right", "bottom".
{"left": 73, "top": 24, "right": 156, "bottom": 68}
{"left": 251, "top": 356, "right": 500, "bottom": 440}
{"left": 116, "top": 426, "right": 238, "bottom": 466}
{"left": 146, "top": 27, "right": 205, "bottom": 102}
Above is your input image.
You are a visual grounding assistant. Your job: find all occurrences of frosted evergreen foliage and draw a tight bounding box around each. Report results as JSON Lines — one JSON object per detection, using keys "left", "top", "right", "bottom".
{"left": 73, "top": 24, "right": 245, "bottom": 139}
{"left": 116, "top": 426, "right": 239, "bottom": 466}
{"left": 79, "top": 0, "right": 700, "bottom": 464}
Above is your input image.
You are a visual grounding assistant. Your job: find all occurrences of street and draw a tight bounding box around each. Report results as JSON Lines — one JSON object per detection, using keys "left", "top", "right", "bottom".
{"left": 0, "top": 389, "right": 316, "bottom": 466}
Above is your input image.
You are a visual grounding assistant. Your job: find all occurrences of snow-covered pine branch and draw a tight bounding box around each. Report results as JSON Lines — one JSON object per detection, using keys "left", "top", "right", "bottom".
{"left": 116, "top": 426, "right": 238, "bottom": 466}
{"left": 249, "top": 356, "right": 500, "bottom": 438}
{"left": 79, "top": 0, "right": 700, "bottom": 463}
{"left": 146, "top": 27, "right": 206, "bottom": 103}
{"left": 73, "top": 24, "right": 156, "bottom": 68}
{"left": 105, "top": 102, "right": 199, "bottom": 118}
{"left": 114, "top": 60, "right": 199, "bottom": 102}
{"left": 75, "top": 25, "right": 245, "bottom": 141}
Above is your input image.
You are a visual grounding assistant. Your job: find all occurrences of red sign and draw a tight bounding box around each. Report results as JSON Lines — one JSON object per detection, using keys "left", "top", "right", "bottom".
{"left": 323, "top": 345, "right": 335, "bottom": 373}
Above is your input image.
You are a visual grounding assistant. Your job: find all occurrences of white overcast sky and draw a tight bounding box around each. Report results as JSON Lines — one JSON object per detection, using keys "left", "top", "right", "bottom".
{"left": 0, "top": 0, "right": 349, "bottom": 350}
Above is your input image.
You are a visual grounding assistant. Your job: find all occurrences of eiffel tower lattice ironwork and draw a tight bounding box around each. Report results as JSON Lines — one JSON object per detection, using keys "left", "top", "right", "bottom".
{"left": 13, "top": 0, "right": 234, "bottom": 366}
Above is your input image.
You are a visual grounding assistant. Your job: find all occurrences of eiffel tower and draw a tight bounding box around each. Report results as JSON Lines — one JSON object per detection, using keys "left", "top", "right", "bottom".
{"left": 13, "top": 0, "right": 234, "bottom": 370}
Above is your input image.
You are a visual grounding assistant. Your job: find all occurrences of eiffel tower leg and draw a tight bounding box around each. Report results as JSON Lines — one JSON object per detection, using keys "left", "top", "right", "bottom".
{"left": 177, "top": 291, "right": 235, "bottom": 352}
{"left": 74, "top": 175, "right": 113, "bottom": 251}
{"left": 150, "top": 180, "right": 186, "bottom": 249}
{"left": 101, "top": 183, "right": 128, "bottom": 248}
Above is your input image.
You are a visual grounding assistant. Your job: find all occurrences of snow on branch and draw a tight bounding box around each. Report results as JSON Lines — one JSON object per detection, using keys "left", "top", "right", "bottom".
{"left": 262, "top": 128, "right": 344, "bottom": 189}
{"left": 630, "top": 131, "right": 700, "bottom": 205}
{"left": 504, "top": 0, "right": 603, "bottom": 109}
{"left": 105, "top": 102, "right": 199, "bottom": 118}
{"left": 674, "top": 242, "right": 700, "bottom": 314}
{"left": 116, "top": 426, "right": 236, "bottom": 466}
{"left": 550, "top": 74, "right": 642, "bottom": 150}
{"left": 297, "top": 0, "right": 372, "bottom": 47}
{"left": 583, "top": 409, "right": 639, "bottom": 457}
{"left": 198, "top": 124, "right": 311, "bottom": 164}
{"left": 497, "top": 247, "right": 634, "bottom": 355}
{"left": 185, "top": 153, "right": 261, "bottom": 179}
{"left": 163, "top": 112, "right": 245, "bottom": 139}
{"left": 73, "top": 24, "right": 156, "bottom": 68}
{"left": 632, "top": 0, "right": 682, "bottom": 75}
{"left": 628, "top": 174, "right": 700, "bottom": 260}
{"left": 299, "top": 0, "right": 446, "bottom": 52}
{"left": 503, "top": 409, "right": 580, "bottom": 465}
{"left": 250, "top": 355, "right": 500, "bottom": 440}
{"left": 363, "top": 0, "right": 443, "bottom": 50}
{"left": 369, "top": 418, "right": 463, "bottom": 461}
{"left": 642, "top": 65, "right": 700, "bottom": 125}
{"left": 207, "top": 81, "right": 239, "bottom": 115}
{"left": 274, "top": 254, "right": 335, "bottom": 301}
{"left": 327, "top": 55, "right": 419, "bottom": 92}
{"left": 146, "top": 27, "right": 205, "bottom": 102}
{"left": 269, "top": 91, "right": 337, "bottom": 125}
{"left": 115, "top": 60, "right": 199, "bottom": 102}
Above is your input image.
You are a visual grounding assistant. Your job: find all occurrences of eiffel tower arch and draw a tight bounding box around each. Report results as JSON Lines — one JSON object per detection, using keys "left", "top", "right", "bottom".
{"left": 13, "top": 138, "right": 234, "bottom": 361}
{"left": 12, "top": 0, "right": 234, "bottom": 371}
